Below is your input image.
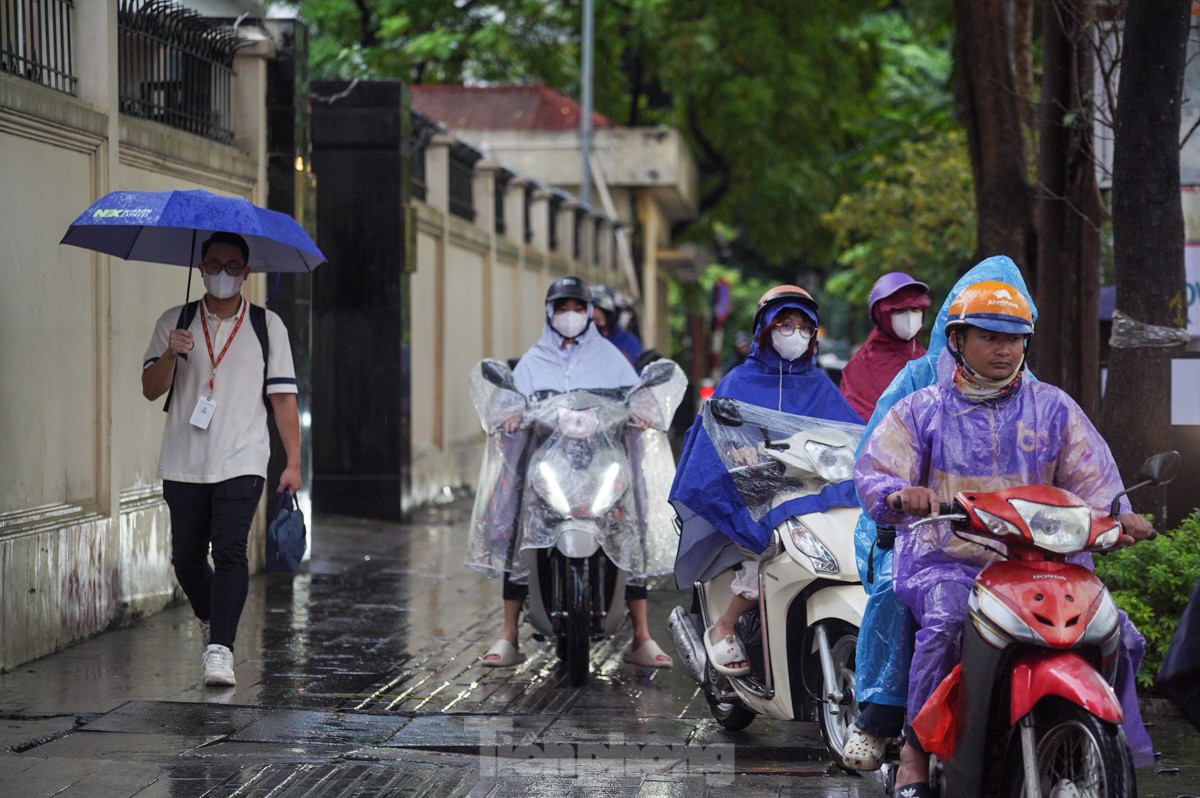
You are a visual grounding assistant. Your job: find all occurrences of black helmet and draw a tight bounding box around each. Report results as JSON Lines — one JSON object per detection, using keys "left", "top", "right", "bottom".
{"left": 590, "top": 284, "right": 618, "bottom": 314}
{"left": 546, "top": 275, "right": 591, "bottom": 305}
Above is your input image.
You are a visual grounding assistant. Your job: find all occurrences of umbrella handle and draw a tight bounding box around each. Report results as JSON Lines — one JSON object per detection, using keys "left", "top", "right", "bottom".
{"left": 176, "top": 242, "right": 195, "bottom": 361}
{"left": 174, "top": 303, "right": 189, "bottom": 361}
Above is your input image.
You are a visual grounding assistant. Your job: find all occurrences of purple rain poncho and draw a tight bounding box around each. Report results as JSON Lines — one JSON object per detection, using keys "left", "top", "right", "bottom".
{"left": 854, "top": 341, "right": 1154, "bottom": 764}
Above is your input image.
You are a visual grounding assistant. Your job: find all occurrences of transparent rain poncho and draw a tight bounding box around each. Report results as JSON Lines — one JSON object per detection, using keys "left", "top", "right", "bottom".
{"left": 466, "top": 358, "right": 686, "bottom": 585}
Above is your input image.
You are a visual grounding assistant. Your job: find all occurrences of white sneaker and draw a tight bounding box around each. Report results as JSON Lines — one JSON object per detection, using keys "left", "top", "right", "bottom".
{"left": 202, "top": 644, "right": 235, "bottom": 687}
{"left": 198, "top": 620, "right": 211, "bottom": 647}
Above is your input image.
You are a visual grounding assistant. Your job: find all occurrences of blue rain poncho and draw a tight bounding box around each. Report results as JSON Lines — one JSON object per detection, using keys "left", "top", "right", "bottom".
{"left": 670, "top": 307, "right": 862, "bottom": 588}
{"left": 854, "top": 257, "right": 1152, "bottom": 764}
{"left": 853, "top": 256, "right": 1036, "bottom": 709}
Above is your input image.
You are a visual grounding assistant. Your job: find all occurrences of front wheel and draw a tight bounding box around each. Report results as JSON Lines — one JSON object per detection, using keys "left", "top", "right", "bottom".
{"left": 817, "top": 629, "right": 860, "bottom": 766}
{"left": 1002, "top": 697, "right": 1135, "bottom": 798}
{"left": 563, "top": 558, "right": 591, "bottom": 687}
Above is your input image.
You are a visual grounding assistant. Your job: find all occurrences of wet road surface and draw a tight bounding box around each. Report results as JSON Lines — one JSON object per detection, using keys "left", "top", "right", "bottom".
{"left": 0, "top": 499, "right": 1196, "bottom": 797}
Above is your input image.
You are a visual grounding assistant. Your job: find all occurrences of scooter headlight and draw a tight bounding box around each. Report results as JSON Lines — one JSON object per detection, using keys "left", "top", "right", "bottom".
{"left": 1008, "top": 499, "right": 1091, "bottom": 553}
{"left": 787, "top": 519, "right": 839, "bottom": 574}
{"left": 802, "top": 440, "right": 855, "bottom": 483}
{"left": 974, "top": 508, "right": 1023, "bottom": 538}
{"left": 1092, "top": 524, "right": 1121, "bottom": 551}
{"left": 589, "top": 462, "right": 627, "bottom": 516}
{"left": 533, "top": 461, "right": 572, "bottom": 517}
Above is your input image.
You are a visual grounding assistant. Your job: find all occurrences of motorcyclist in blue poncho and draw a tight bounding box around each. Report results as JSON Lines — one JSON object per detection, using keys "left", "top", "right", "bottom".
{"left": 670, "top": 285, "right": 862, "bottom": 674}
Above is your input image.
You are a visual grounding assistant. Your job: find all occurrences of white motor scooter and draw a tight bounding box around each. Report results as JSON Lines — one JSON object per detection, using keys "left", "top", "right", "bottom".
{"left": 469, "top": 358, "right": 686, "bottom": 686}
{"left": 668, "top": 397, "right": 866, "bottom": 761}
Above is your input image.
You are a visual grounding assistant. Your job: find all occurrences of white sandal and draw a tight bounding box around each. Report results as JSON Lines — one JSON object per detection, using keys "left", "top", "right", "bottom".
{"left": 481, "top": 639, "right": 525, "bottom": 668}
{"left": 842, "top": 724, "right": 888, "bottom": 771}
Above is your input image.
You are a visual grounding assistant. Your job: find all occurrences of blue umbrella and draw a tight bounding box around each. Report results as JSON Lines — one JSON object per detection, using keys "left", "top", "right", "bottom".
{"left": 60, "top": 188, "right": 326, "bottom": 273}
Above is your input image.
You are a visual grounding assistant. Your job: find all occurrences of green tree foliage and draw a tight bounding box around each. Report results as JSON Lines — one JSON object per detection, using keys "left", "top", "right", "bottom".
{"left": 273, "top": 0, "right": 915, "bottom": 284}
{"left": 1094, "top": 509, "right": 1200, "bottom": 690}
{"left": 822, "top": 131, "right": 975, "bottom": 313}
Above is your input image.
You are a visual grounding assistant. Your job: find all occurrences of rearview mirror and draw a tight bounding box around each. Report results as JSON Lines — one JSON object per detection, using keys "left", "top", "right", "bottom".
{"left": 1137, "top": 450, "right": 1181, "bottom": 487}
{"left": 480, "top": 359, "right": 514, "bottom": 389}
{"left": 710, "top": 397, "right": 743, "bottom": 427}
{"left": 640, "top": 359, "right": 675, "bottom": 387}
{"left": 1109, "top": 450, "right": 1181, "bottom": 517}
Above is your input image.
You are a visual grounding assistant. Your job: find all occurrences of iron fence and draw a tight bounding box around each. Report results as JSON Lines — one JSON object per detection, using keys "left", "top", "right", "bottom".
{"left": 0, "top": 0, "right": 77, "bottom": 95}
{"left": 117, "top": 0, "right": 239, "bottom": 144}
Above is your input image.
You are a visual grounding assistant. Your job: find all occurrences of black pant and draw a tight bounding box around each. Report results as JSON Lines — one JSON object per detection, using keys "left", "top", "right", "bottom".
{"left": 163, "top": 476, "right": 264, "bottom": 651}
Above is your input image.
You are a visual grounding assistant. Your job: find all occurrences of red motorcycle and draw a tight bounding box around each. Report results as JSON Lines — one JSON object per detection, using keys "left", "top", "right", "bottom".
{"left": 902, "top": 451, "right": 1180, "bottom": 798}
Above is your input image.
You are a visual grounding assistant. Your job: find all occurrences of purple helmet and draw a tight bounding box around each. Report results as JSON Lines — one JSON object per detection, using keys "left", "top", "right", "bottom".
{"left": 869, "top": 272, "right": 929, "bottom": 316}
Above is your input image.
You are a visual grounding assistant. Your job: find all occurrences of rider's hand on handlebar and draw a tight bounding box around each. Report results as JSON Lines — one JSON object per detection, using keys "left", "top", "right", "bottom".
{"left": 887, "top": 487, "right": 940, "bottom": 518}
{"left": 731, "top": 445, "right": 759, "bottom": 467}
{"left": 503, "top": 413, "right": 523, "bottom": 434}
{"left": 1116, "top": 512, "right": 1155, "bottom": 547}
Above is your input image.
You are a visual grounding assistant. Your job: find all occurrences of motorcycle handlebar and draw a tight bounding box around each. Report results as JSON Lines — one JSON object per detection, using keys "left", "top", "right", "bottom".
{"left": 887, "top": 493, "right": 957, "bottom": 518}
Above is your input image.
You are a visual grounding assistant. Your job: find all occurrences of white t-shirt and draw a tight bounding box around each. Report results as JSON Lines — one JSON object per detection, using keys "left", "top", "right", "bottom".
{"left": 143, "top": 297, "right": 297, "bottom": 483}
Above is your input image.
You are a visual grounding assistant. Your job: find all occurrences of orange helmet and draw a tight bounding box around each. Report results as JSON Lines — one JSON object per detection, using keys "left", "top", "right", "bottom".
{"left": 945, "top": 281, "right": 1034, "bottom": 336}
{"left": 752, "top": 285, "right": 819, "bottom": 333}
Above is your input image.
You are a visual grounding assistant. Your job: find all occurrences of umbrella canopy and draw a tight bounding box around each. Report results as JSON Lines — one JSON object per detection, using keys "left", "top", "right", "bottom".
{"left": 60, "top": 189, "right": 326, "bottom": 273}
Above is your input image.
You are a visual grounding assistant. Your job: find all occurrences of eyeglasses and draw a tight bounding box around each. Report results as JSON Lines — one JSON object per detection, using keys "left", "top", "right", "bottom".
{"left": 773, "top": 320, "right": 817, "bottom": 337}
{"left": 202, "top": 260, "right": 248, "bottom": 277}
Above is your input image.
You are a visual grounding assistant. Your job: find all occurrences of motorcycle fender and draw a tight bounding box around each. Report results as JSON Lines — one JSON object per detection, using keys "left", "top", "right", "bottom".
{"left": 556, "top": 528, "right": 601, "bottom": 558}
{"left": 1009, "top": 650, "right": 1123, "bottom": 726}
{"left": 805, "top": 583, "right": 867, "bottom": 628}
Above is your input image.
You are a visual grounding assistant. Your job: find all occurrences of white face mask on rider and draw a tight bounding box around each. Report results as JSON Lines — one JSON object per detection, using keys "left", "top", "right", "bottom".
{"left": 203, "top": 270, "right": 245, "bottom": 300}
{"left": 552, "top": 310, "right": 589, "bottom": 339}
{"left": 891, "top": 309, "right": 924, "bottom": 341}
{"left": 771, "top": 329, "right": 813, "bottom": 361}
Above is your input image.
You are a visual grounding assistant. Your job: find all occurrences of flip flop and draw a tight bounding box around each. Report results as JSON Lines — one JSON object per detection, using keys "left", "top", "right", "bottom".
{"left": 704, "top": 625, "right": 750, "bottom": 677}
{"left": 624, "top": 639, "right": 674, "bottom": 668}
{"left": 481, "top": 639, "right": 525, "bottom": 667}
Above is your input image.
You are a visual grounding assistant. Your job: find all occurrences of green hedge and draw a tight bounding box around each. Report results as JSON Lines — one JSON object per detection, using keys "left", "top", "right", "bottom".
{"left": 1094, "top": 508, "right": 1200, "bottom": 690}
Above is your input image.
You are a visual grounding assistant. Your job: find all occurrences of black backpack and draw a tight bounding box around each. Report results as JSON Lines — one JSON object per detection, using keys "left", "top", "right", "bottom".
{"left": 163, "top": 300, "right": 270, "bottom": 413}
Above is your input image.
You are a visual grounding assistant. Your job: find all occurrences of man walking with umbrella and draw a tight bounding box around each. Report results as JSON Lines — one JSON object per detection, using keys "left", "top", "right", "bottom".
{"left": 140, "top": 231, "right": 301, "bottom": 687}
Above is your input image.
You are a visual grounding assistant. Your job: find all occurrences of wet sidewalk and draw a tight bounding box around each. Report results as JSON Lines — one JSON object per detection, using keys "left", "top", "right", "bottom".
{"left": 0, "top": 499, "right": 1197, "bottom": 797}
{"left": 0, "top": 499, "right": 853, "bottom": 797}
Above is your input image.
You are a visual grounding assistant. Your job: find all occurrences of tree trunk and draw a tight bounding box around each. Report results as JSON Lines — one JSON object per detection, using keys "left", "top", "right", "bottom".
{"left": 1100, "top": 0, "right": 1191, "bottom": 523}
{"left": 1031, "top": 0, "right": 1103, "bottom": 415}
{"left": 954, "top": 0, "right": 1037, "bottom": 273}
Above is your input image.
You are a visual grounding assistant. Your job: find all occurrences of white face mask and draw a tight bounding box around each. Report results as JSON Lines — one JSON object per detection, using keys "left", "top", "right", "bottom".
{"left": 891, "top": 309, "right": 924, "bottom": 341}
{"left": 552, "top": 310, "right": 589, "bottom": 339}
{"left": 771, "top": 329, "right": 813, "bottom": 361}
{"left": 203, "top": 270, "right": 245, "bottom": 300}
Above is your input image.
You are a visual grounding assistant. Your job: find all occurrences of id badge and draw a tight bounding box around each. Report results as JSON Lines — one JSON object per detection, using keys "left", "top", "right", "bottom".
{"left": 190, "top": 396, "right": 217, "bottom": 429}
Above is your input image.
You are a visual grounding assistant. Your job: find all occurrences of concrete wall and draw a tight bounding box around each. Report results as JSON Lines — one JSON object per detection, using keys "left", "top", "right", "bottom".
{"left": 0, "top": 3, "right": 273, "bottom": 670}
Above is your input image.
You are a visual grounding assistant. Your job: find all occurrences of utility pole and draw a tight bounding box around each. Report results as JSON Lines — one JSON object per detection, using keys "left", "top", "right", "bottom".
{"left": 580, "top": 0, "right": 594, "bottom": 206}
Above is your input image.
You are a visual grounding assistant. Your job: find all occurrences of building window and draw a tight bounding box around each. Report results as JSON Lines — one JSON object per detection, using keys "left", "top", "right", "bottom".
{"left": 409, "top": 112, "right": 437, "bottom": 203}
{"left": 494, "top": 168, "right": 512, "bottom": 237}
{"left": 548, "top": 194, "right": 563, "bottom": 252}
{"left": 523, "top": 183, "right": 535, "bottom": 244}
{"left": 448, "top": 142, "right": 480, "bottom": 222}
{"left": 0, "top": 0, "right": 77, "bottom": 95}
{"left": 118, "top": 0, "right": 240, "bottom": 144}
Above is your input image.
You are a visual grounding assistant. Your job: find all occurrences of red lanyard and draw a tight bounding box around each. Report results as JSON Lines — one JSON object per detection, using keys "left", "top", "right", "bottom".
{"left": 199, "top": 299, "right": 247, "bottom": 396}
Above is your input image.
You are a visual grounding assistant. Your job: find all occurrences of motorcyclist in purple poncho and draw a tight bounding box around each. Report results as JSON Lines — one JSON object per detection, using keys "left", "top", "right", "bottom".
{"left": 854, "top": 279, "right": 1156, "bottom": 796}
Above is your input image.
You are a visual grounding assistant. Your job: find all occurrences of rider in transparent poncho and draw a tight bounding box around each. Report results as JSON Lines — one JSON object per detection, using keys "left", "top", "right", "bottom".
{"left": 468, "top": 275, "right": 679, "bottom": 669}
